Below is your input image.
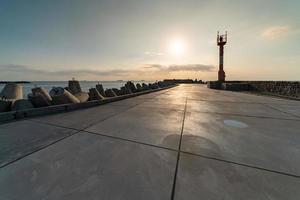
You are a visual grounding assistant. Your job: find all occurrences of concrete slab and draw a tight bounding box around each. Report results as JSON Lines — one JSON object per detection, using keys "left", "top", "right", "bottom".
{"left": 187, "top": 99, "right": 297, "bottom": 119}
{"left": 134, "top": 92, "right": 164, "bottom": 99}
{"left": 174, "top": 153, "right": 300, "bottom": 200}
{"left": 268, "top": 104, "right": 300, "bottom": 118}
{"left": 109, "top": 97, "right": 149, "bottom": 106}
{"left": 0, "top": 120, "right": 76, "bottom": 167}
{"left": 86, "top": 106, "right": 184, "bottom": 150}
{"left": 181, "top": 111, "right": 300, "bottom": 176}
{"left": 31, "top": 104, "right": 131, "bottom": 130}
{"left": 138, "top": 97, "right": 186, "bottom": 110}
{"left": 155, "top": 92, "right": 188, "bottom": 100}
{"left": 0, "top": 132, "right": 177, "bottom": 200}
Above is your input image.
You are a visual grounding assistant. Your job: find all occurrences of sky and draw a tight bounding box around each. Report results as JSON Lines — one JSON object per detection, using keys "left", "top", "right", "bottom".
{"left": 0, "top": 0, "right": 299, "bottom": 81}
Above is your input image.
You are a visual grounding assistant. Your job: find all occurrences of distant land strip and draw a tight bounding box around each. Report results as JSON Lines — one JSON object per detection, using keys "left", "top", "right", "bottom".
{"left": 0, "top": 81, "right": 31, "bottom": 84}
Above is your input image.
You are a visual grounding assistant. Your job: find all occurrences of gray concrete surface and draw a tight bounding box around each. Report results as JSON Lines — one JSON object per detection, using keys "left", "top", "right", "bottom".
{"left": 0, "top": 84, "right": 299, "bottom": 200}
{"left": 174, "top": 153, "right": 300, "bottom": 200}
{"left": 31, "top": 104, "right": 132, "bottom": 130}
{"left": 86, "top": 106, "right": 184, "bottom": 150}
{"left": 0, "top": 120, "right": 77, "bottom": 167}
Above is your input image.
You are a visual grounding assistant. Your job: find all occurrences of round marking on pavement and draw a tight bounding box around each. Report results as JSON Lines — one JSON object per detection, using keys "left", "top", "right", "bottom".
{"left": 223, "top": 120, "right": 249, "bottom": 128}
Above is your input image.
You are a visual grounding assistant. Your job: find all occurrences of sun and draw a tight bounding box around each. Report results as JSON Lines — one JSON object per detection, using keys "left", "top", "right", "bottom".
{"left": 168, "top": 38, "right": 186, "bottom": 57}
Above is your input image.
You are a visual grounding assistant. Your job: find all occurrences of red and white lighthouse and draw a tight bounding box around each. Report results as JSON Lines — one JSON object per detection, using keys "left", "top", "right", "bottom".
{"left": 217, "top": 31, "right": 227, "bottom": 82}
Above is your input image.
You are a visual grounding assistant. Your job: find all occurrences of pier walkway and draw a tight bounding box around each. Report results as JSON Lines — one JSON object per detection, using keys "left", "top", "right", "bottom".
{"left": 0, "top": 84, "right": 300, "bottom": 199}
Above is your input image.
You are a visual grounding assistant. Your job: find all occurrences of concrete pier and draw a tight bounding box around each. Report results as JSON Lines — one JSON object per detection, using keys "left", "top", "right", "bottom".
{"left": 0, "top": 84, "right": 300, "bottom": 199}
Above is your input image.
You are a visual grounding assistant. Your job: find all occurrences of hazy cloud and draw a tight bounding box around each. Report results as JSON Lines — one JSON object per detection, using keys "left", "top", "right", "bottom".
{"left": 0, "top": 63, "right": 215, "bottom": 81}
{"left": 144, "top": 51, "right": 164, "bottom": 56}
{"left": 261, "top": 26, "right": 290, "bottom": 40}
{"left": 0, "top": 64, "right": 135, "bottom": 80}
{"left": 145, "top": 64, "right": 215, "bottom": 72}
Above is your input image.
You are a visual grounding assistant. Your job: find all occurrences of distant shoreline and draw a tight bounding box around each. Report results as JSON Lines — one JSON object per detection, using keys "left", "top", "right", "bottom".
{"left": 0, "top": 81, "right": 31, "bottom": 84}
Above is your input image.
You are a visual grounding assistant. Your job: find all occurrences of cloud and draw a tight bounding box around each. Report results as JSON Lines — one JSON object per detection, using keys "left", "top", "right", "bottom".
{"left": 261, "top": 26, "right": 290, "bottom": 40}
{"left": 144, "top": 51, "right": 164, "bottom": 57}
{"left": 143, "top": 64, "right": 164, "bottom": 70}
{"left": 168, "top": 64, "right": 215, "bottom": 72}
{"left": 145, "top": 64, "right": 215, "bottom": 72}
{"left": 1, "top": 64, "right": 132, "bottom": 76}
{"left": 0, "top": 63, "right": 215, "bottom": 81}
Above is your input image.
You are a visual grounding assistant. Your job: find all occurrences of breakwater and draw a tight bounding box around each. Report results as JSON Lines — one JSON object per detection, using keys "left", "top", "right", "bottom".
{"left": 0, "top": 80, "right": 177, "bottom": 123}
{"left": 0, "top": 81, "right": 151, "bottom": 98}
{"left": 246, "top": 81, "right": 299, "bottom": 98}
{"left": 208, "top": 81, "right": 300, "bottom": 99}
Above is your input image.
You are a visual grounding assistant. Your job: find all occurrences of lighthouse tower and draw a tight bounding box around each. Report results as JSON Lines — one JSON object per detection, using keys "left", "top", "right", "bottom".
{"left": 217, "top": 31, "right": 227, "bottom": 82}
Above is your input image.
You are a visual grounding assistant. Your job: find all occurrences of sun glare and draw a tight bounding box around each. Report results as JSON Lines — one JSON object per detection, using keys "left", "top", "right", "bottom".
{"left": 168, "top": 38, "right": 186, "bottom": 56}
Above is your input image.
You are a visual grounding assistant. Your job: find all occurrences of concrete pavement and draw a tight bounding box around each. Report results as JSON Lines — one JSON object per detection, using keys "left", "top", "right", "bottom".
{"left": 0, "top": 84, "right": 300, "bottom": 200}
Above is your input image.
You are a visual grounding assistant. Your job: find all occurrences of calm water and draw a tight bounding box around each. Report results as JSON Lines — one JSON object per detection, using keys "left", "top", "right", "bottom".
{"left": 0, "top": 81, "right": 151, "bottom": 99}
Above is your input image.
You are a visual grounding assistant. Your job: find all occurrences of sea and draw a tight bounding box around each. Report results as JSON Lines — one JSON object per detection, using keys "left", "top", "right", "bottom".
{"left": 0, "top": 81, "right": 152, "bottom": 99}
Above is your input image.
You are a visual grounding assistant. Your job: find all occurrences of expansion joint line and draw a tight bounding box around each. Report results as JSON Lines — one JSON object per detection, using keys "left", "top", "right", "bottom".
{"left": 171, "top": 97, "right": 188, "bottom": 200}
{"left": 263, "top": 103, "right": 300, "bottom": 119}
{"left": 1, "top": 100, "right": 144, "bottom": 170}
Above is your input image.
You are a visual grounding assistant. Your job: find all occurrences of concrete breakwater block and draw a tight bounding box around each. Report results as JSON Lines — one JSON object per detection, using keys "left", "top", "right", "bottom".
{"left": 222, "top": 83, "right": 250, "bottom": 91}
{"left": 96, "top": 84, "right": 105, "bottom": 97}
{"left": 0, "top": 83, "right": 23, "bottom": 112}
{"left": 50, "top": 87, "right": 80, "bottom": 105}
{"left": 112, "top": 88, "right": 121, "bottom": 96}
{"left": 119, "top": 86, "right": 131, "bottom": 95}
{"left": 105, "top": 89, "right": 117, "bottom": 97}
{"left": 125, "top": 81, "right": 137, "bottom": 93}
{"left": 142, "top": 83, "right": 150, "bottom": 90}
{"left": 89, "top": 88, "right": 104, "bottom": 100}
{"left": 28, "top": 87, "right": 52, "bottom": 107}
{"left": 158, "top": 81, "right": 167, "bottom": 88}
{"left": 11, "top": 99, "right": 34, "bottom": 111}
{"left": 136, "top": 83, "right": 142, "bottom": 91}
{"left": 0, "top": 83, "right": 23, "bottom": 100}
{"left": 149, "top": 83, "right": 159, "bottom": 89}
{"left": 68, "top": 80, "right": 89, "bottom": 102}
{"left": 73, "top": 92, "right": 89, "bottom": 103}
{"left": 68, "top": 79, "right": 82, "bottom": 94}
{"left": 32, "top": 87, "right": 52, "bottom": 101}
{"left": 0, "top": 100, "right": 13, "bottom": 112}
{"left": 28, "top": 93, "right": 51, "bottom": 107}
